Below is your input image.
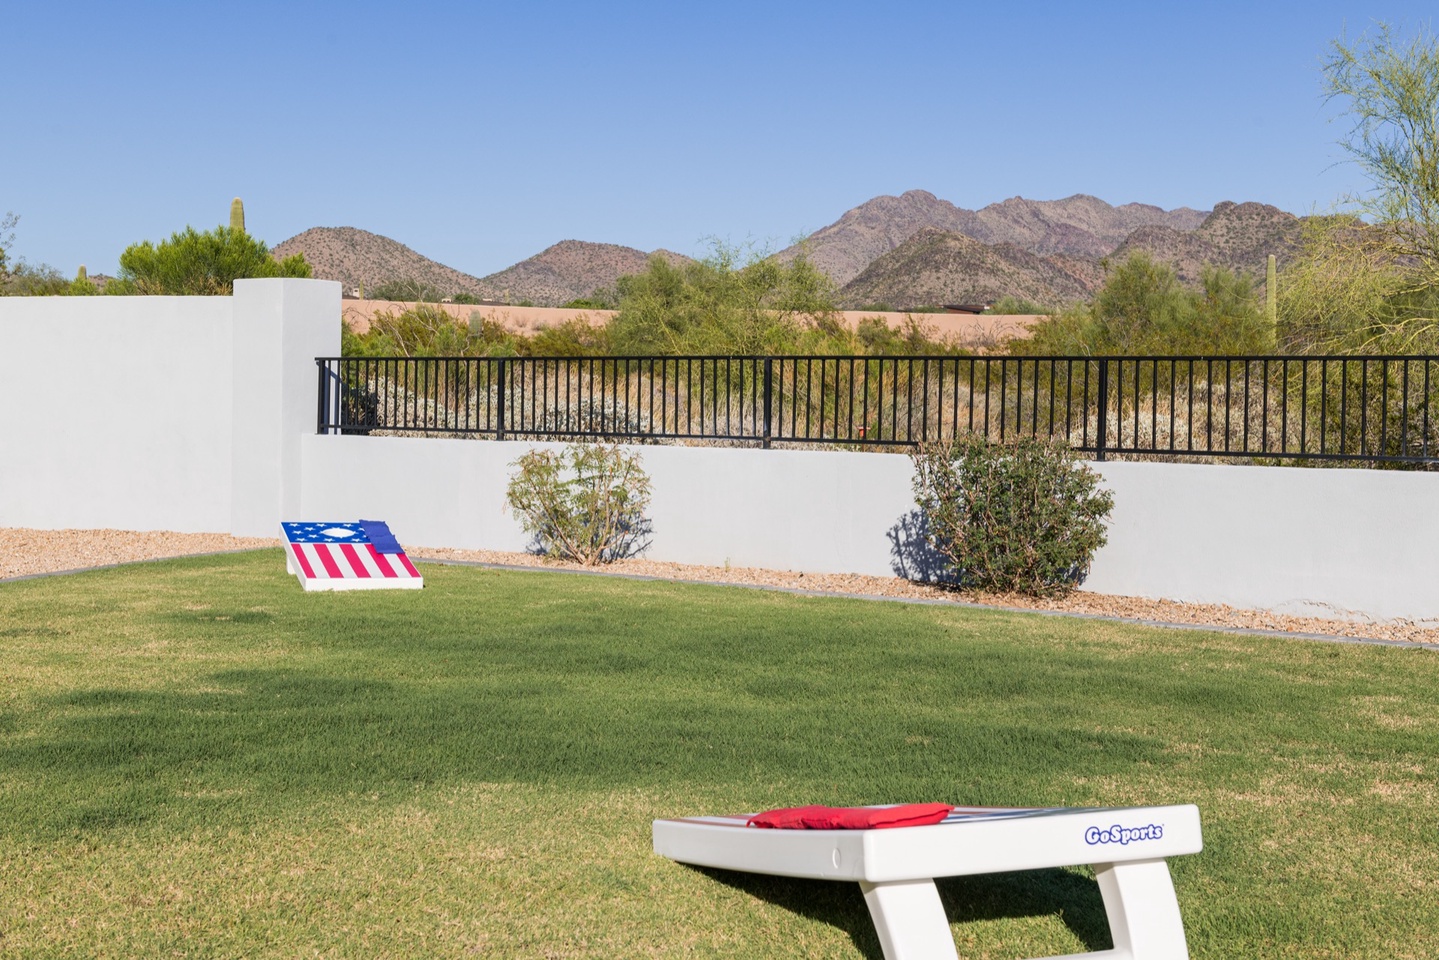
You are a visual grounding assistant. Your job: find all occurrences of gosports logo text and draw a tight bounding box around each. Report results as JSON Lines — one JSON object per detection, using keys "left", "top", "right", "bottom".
{"left": 1085, "top": 823, "right": 1164, "bottom": 846}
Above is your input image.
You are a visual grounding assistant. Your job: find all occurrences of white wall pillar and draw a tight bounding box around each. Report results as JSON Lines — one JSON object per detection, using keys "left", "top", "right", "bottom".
{"left": 230, "top": 279, "right": 341, "bottom": 537}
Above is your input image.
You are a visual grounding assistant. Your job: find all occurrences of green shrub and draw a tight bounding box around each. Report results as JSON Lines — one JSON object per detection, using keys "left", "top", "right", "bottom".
{"left": 506, "top": 444, "right": 652, "bottom": 564}
{"left": 911, "top": 436, "right": 1113, "bottom": 597}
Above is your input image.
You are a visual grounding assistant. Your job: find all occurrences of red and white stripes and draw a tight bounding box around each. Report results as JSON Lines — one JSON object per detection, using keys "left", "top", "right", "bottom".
{"left": 283, "top": 534, "right": 423, "bottom": 592}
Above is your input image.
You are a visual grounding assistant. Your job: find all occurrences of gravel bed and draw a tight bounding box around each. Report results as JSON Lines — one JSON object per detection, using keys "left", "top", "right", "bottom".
{"left": 0, "top": 528, "right": 280, "bottom": 580}
{"left": 4, "top": 528, "right": 1437, "bottom": 646}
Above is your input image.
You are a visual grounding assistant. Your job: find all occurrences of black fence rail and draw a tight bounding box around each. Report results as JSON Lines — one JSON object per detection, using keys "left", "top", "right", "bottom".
{"left": 316, "top": 355, "right": 1439, "bottom": 466}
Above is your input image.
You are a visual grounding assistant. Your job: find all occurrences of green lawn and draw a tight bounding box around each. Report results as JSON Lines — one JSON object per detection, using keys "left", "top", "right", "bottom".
{"left": 1, "top": 552, "right": 1436, "bottom": 958}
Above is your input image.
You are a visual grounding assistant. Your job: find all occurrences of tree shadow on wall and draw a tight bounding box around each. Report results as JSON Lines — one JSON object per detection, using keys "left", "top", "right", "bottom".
{"left": 887, "top": 509, "right": 956, "bottom": 585}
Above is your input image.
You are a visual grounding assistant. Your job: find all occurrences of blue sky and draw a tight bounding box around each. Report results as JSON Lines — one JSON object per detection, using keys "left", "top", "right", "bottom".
{"left": 5, "top": 1, "right": 1434, "bottom": 278}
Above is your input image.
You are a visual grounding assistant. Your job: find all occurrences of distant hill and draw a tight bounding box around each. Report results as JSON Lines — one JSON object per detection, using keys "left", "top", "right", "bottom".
{"left": 838, "top": 227, "right": 1103, "bottom": 310}
{"left": 274, "top": 228, "right": 689, "bottom": 306}
{"left": 272, "top": 227, "right": 497, "bottom": 300}
{"left": 480, "top": 240, "right": 690, "bottom": 306}
{"left": 778, "top": 190, "right": 1208, "bottom": 287}
{"left": 1111, "top": 201, "right": 1303, "bottom": 284}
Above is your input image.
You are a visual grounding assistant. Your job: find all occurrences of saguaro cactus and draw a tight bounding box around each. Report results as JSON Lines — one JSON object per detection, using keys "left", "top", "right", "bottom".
{"left": 230, "top": 197, "right": 246, "bottom": 234}
{"left": 76, "top": 265, "right": 87, "bottom": 282}
{"left": 1266, "top": 254, "right": 1277, "bottom": 323}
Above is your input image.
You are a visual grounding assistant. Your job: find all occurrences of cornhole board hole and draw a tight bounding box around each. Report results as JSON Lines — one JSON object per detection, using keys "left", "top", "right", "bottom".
{"left": 654, "top": 803, "right": 1203, "bottom": 960}
{"left": 281, "top": 521, "right": 423, "bottom": 592}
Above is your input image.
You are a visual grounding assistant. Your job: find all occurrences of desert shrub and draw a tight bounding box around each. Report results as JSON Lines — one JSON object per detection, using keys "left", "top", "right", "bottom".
{"left": 986, "top": 296, "right": 1049, "bottom": 315}
{"left": 368, "top": 278, "right": 448, "bottom": 302}
{"left": 854, "top": 315, "right": 960, "bottom": 355}
{"left": 345, "top": 304, "right": 471, "bottom": 356}
{"left": 0, "top": 211, "right": 70, "bottom": 296}
{"left": 506, "top": 443, "right": 652, "bottom": 564}
{"left": 561, "top": 287, "right": 619, "bottom": 310}
{"left": 528, "top": 318, "right": 613, "bottom": 356}
{"left": 0, "top": 261, "right": 68, "bottom": 296}
{"left": 911, "top": 436, "right": 1113, "bottom": 597}
{"left": 1011, "top": 253, "right": 1274, "bottom": 356}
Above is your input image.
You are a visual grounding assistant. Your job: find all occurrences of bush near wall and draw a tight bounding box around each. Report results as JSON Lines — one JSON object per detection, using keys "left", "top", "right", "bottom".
{"left": 506, "top": 443, "right": 652, "bottom": 564}
{"left": 911, "top": 436, "right": 1113, "bottom": 597}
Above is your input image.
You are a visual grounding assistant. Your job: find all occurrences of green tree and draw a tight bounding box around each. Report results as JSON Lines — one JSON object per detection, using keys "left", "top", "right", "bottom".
{"left": 108, "top": 225, "right": 311, "bottom": 295}
{"left": 606, "top": 241, "right": 843, "bottom": 354}
{"left": 1274, "top": 215, "right": 1417, "bottom": 351}
{"left": 1012, "top": 253, "right": 1274, "bottom": 355}
{"left": 1324, "top": 22, "right": 1439, "bottom": 291}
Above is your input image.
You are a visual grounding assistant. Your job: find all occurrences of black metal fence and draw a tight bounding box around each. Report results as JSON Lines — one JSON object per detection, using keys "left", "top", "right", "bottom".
{"left": 317, "top": 355, "right": 1439, "bottom": 466}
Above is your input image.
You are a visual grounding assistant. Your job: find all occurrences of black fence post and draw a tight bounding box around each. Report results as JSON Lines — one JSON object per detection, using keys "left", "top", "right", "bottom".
{"left": 762, "top": 357, "right": 773, "bottom": 449}
{"left": 496, "top": 358, "right": 507, "bottom": 441}
{"left": 1096, "top": 359, "right": 1109, "bottom": 461}
{"left": 316, "top": 358, "right": 328, "bottom": 435}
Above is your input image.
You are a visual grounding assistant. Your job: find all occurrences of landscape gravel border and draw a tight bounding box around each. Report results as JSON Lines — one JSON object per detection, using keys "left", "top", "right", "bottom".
{"left": 2, "top": 528, "right": 1436, "bottom": 650}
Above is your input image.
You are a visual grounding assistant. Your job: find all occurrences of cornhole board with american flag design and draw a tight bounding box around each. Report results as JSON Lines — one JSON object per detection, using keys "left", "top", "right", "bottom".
{"left": 654, "top": 803, "right": 1203, "bottom": 960}
{"left": 281, "top": 521, "right": 424, "bottom": 592}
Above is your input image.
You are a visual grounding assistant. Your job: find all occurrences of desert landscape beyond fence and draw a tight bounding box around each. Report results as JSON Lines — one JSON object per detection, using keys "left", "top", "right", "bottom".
{"left": 319, "top": 354, "right": 1439, "bottom": 466}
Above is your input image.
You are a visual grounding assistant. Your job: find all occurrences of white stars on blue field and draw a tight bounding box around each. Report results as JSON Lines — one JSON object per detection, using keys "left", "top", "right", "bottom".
{"left": 281, "top": 522, "right": 371, "bottom": 545}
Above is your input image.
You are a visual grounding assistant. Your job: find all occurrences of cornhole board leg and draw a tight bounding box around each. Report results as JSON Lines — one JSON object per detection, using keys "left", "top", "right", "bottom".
{"left": 859, "top": 878, "right": 959, "bottom": 960}
{"left": 1091, "top": 858, "right": 1190, "bottom": 960}
{"left": 858, "top": 858, "right": 1187, "bottom": 960}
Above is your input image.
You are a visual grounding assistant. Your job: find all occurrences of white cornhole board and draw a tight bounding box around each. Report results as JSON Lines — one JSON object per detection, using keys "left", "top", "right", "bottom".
{"left": 281, "top": 521, "right": 424, "bottom": 592}
{"left": 654, "top": 803, "right": 1203, "bottom": 960}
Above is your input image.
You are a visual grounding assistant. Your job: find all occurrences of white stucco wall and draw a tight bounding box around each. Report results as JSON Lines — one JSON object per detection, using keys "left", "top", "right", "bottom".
{"left": 299, "top": 436, "right": 1439, "bottom": 623}
{"left": 0, "top": 295, "right": 236, "bottom": 532}
{"left": 0, "top": 280, "right": 340, "bottom": 535}
{"left": 299, "top": 437, "right": 916, "bottom": 576}
{"left": 1085, "top": 461, "right": 1439, "bottom": 623}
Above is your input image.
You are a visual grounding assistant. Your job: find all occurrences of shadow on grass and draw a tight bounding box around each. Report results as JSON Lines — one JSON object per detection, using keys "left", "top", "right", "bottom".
{"left": 694, "top": 865, "right": 1110, "bottom": 959}
{"left": 5, "top": 658, "right": 1162, "bottom": 838}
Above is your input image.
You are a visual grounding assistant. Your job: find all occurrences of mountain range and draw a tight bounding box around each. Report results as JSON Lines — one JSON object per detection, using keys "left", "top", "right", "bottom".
{"left": 775, "top": 190, "right": 1209, "bottom": 287}
{"left": 274, "top": 192, "right": 1302, "bottom": 311}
